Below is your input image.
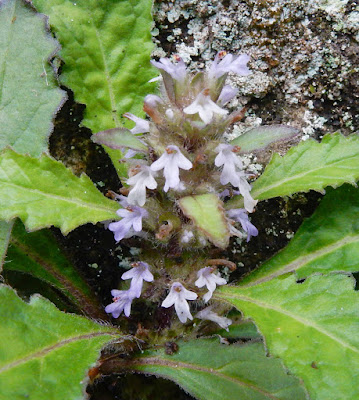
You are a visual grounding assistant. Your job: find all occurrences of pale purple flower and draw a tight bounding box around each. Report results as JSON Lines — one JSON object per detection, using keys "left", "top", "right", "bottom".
{"left": 215, "top": 144, "right": 257, "bottom": 212}
{"left": 215, "top": 144, "right": 243, "bottom": 186}
{"left": 217, "top": 85, "right": 238, "bottom": 106}
{"left": 105, "top": 289, "right": 136, "bottom": 318}
{"left": 183, "top": 90, "right": 228, "bottom": 124}
{"left": 151, "top": 57, "right": 187, "bottom": 82}
{"left": 209, "top": 52, "right": 250, "bottom": 79}
{"left": 195, "top": 306, "right": 232, "bottom": 331}
{"left": 127, "top": 165, "right": 157, "bottom": 206}
{"left": 122, "top": 262, "right": 154, "bottom": 298}
{"left": 227, "top": 208, "right": 258, "bottom": 242}
{"left": 108, "top": 206, "right": 148, "bottom": 242}
{"left": 161, "top": 282, "right": 198, "bottom": 323}
{"left": 195, "top": 267, "right": 227, "bottom": 303}
{"left": 236, "top": 172, "right": 258, "bottom": 213}
{"left": 144, "top": 94, "right": 163, "bottom": 108}
{"left": 150, "top": 145, "right": 192, "bottom": 192}
{"left": 124, "top": 112, "right": 150, "bottom": 135}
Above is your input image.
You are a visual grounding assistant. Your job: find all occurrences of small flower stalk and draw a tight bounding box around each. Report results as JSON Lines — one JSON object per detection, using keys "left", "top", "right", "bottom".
{"left": 97, "top": 52, "right": 265, "bottom": 327}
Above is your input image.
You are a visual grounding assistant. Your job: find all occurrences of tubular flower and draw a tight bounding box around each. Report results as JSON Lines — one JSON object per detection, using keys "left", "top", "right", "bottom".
{"left": 161, "top": 282, "right": 198, "bottom": 323}
{"left": 150, "top": 145, "right": 192, "bottom": 192}
{"left": 105, "top": 289, "right": 136, "bottom": 318}
{"left": 127, "top": 165, "right": 157, "bottom": 206}
{"left": 108, "top": 206, "right": 148, "bottom": 242}
{"left": 183, "top": 90, "right": 228, "bottom": 124}
{"left": 209, "top": 52, "right": 250, "bottom": 79}
{"left": 122, "top": 261, "right": 154, "bottom": 298}
{"left": 227, "top": 208, "right": 258, "bottom": 242}
{"left": 215, "top": 144, "right": 257, "bottom": 212}
{"left": 123, "top": 112, "right": 150, "bottom": 135}
{"left": 217, "top": 85, "right": 239, "bottom": 106}
{"left": 196, "top": 306, "right": 232, "bottom": 331}
{"left": 151, "top": 57, "right": 187, "bottom": 82}
{"left": 215, "top": 144, "right": 243, "bottom": 187}
{"left": 195, "top": 267, "right": 227, "bottom": 303}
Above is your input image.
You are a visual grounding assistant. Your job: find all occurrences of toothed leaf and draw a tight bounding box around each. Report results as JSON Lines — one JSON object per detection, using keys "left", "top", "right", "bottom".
{"left": 0, "top": 0, "right": 65, "bottom": 156}
{"left": 31, "top": 0, "right": 155, "bottom": 175}
{"left": 0, "top": 285, "right": 117, "bottom": 400}
{"left": 241, "top": 185, "right": 359, "bottom": 286}
{"left": 117, "top": 325, "right": 308, "bottom": 400}
{"left": 0, "top": 149, "right": 119, "bottom": 234}
{"left": 219, "top": 274, "right": 359, "bottom": 400}
{"left": 228, "top": 133, "right": 359, "bottom": 208}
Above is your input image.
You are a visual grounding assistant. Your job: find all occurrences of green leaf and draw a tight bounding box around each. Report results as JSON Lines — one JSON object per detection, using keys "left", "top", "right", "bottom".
{"left": 31, "top": 0, "right": 155, "bottom": 175}
{"left": 91, "top": 127, "right": 148, "bottom": 151}
{"left": 0, "top": 149, "right": 119, "bottom": 234}
{"left": 117, "top": 326, "right": 308, "bottom": 400}
{"left": 0, "top": 284, "right": 117, "bottom": 400}
{"left": 0, "top": 0, "right": 65, "bottom": 157}
{"left": 218, "top": 274, "right": 359, "bottom": 400}
{"left": 178, "top": 193, "right": 230, "bottom": 249}
{"left": 230, "top": 125, "right": 300, "bottom": 154}
{"left": 0, "top": 220, "right": 13, "bottom": 269}
{"left": 241, "top": 185, "right": 359, "bottom": 286}
{"left": 4, "top": 220, "right": 106, "bottom": 318}
{"left": 228, "top": 133, "right": 359, "bottom": 208}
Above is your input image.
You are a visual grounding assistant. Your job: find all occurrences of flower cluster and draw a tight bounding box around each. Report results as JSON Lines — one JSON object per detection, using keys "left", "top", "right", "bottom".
{"left": 101, "top": 52, "right": 259, "bottom": 328}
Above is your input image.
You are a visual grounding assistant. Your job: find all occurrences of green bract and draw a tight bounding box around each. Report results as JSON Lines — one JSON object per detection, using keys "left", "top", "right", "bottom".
{"left": 230, "top": 125, "right": 300, "bottom": 154}
{"left": 0, "top": 0, "right": 65, "bottom": 156}
{"left": 31, "top": 0, "right": 155, "bottom": 175}
{"left": 0, "top": 285, "right": 118, "bottom": 400}
{"left": 0, "top": 149, "right": 119, "bottom": 233}
{"left": 218, "top": 274, "right": 359, "bottom": 400}
{"left": 118, "top": 325, "right": 307, "bottom": 400}
{"left": 178, "top": 194, "right": 230, "bottom": 248}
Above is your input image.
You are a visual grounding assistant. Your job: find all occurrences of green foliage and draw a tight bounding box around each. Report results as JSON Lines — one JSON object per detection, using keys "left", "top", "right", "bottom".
{"left": 230, "top": 125, "right": 299, "bottom": 154}
{"left": 0, "top": 220, "right": 13, "bottom": 269}
{"left": 91, "top": 127, "right": 148, "bottom": 151}
{"left": 241, "top": 185, "right": 359, "bottom": 286}
{"left": 228, "top": 133, "right": 359, "bottom": 208}
{"left": 31, "top": 0, "right": 155, "bottom": 175}
{"left": 4, "top": 220, "right": 106, "bottom": 318}
{"left": 129, "top": 324, "right": 307, "bottom": 400}
{"left": 178, "top": 193, "right": 230, "bottom": 248}
{"left": 0, "top": 0, "right": 65, "bottom": 156}
{"left": 0, "top": 285, "right": 118, "bottom": 400}
{"left": 219, "top": 274, "right": 359, "bottom": 400}
{"left": 0, "top": 149, "right": 119, "bottom": 233}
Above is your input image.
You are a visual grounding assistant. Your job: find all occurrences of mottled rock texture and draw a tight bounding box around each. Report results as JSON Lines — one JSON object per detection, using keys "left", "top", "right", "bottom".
{"left": 153, "top": 0, "right": 359, "bottom": 140}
